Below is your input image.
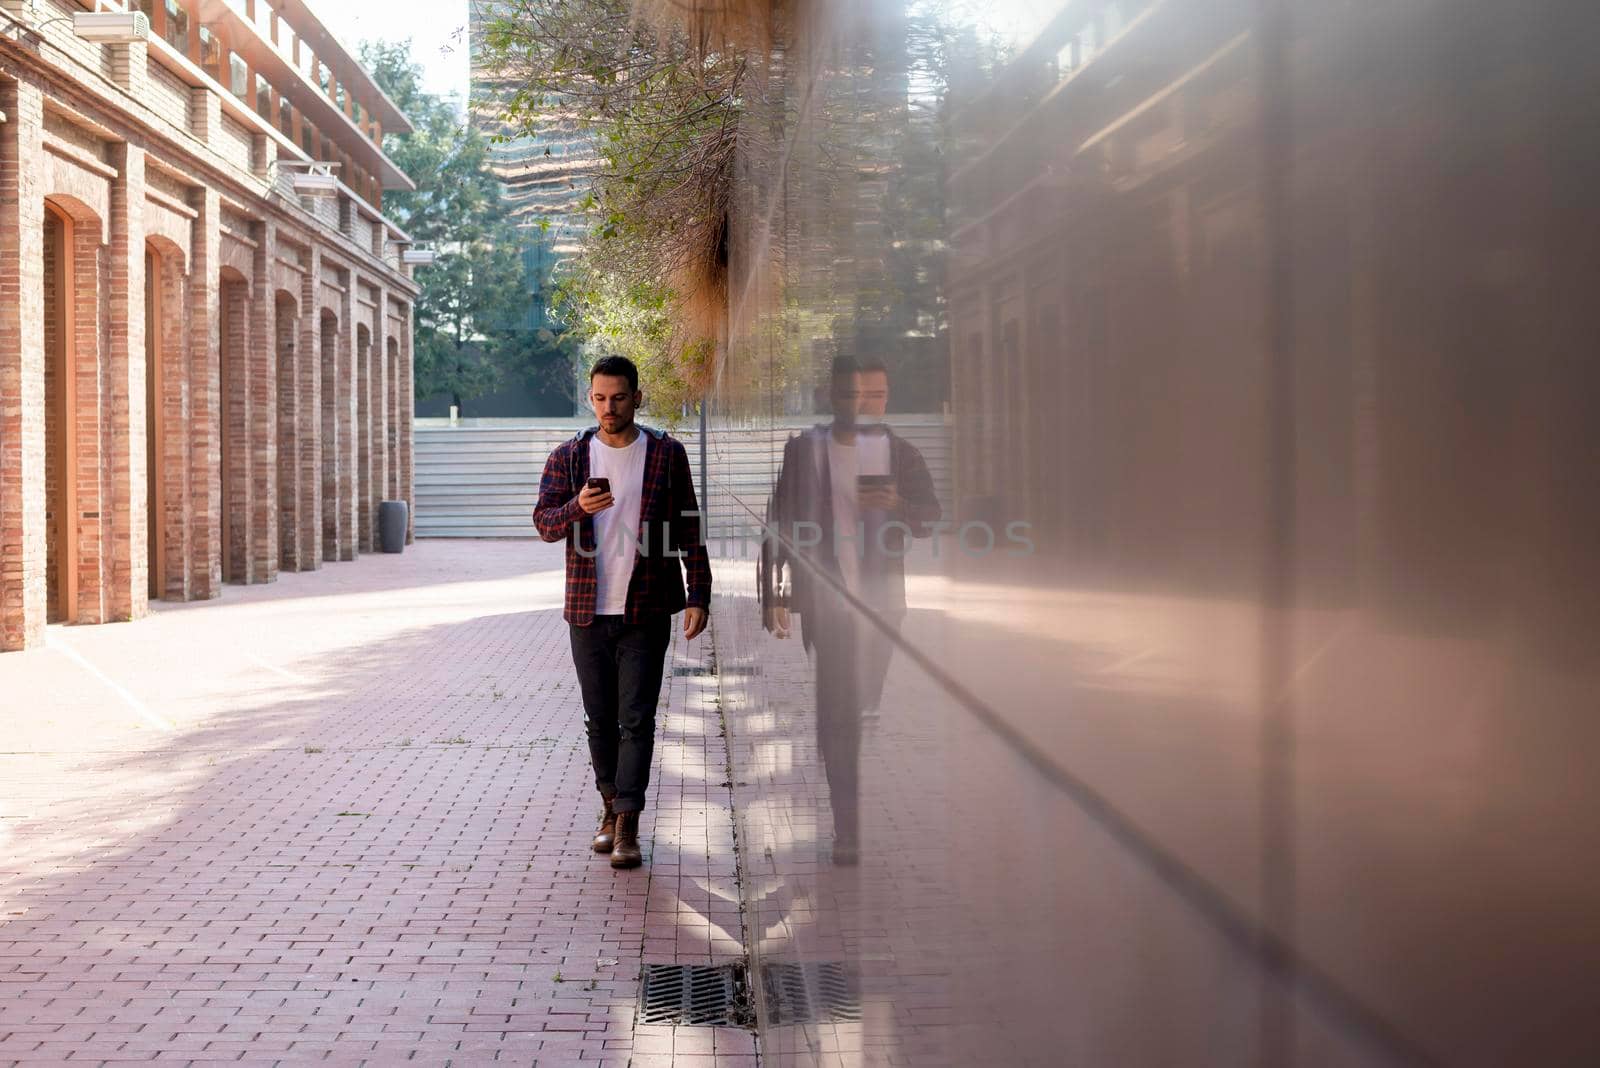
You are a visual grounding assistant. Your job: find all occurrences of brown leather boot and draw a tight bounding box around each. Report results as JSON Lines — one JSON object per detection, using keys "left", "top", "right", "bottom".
{"left": 610, "top": 811, "right": 642, "bottom": 869}
{"left": 592, "top": 796, "right": 617, "bottom": 854}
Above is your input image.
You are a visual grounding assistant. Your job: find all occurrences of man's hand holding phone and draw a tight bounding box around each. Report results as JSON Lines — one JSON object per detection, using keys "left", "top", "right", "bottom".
{"left": 578, "top": 476, "right": 613, "bottom": 515}
{"left": 857, "top": 474, "right": 901, "bottom": 513}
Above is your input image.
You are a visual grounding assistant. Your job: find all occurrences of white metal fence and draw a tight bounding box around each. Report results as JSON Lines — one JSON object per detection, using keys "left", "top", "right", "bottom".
{"left": 413, "top": 416, "right": 954, "bottom": 540}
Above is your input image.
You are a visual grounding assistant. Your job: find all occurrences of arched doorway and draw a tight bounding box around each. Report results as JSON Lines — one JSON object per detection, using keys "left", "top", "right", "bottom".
{"left": 43, "top": 203, "right": 77, "bottom": 623}
{"left": 145, "top": 247, "right": 161, "bottom": 599}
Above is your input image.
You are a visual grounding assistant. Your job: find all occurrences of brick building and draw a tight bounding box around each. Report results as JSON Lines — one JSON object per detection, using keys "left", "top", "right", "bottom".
{"left": 1, "top": 0, "right": 422, "bottom": 652}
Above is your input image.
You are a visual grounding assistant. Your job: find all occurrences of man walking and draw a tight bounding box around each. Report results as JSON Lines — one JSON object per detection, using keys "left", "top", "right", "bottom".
{"left": 759, "top": 356, "right": 940, "bottom": 863}
{"left": 534, "top": 355, "right": 711, "bottom": 869}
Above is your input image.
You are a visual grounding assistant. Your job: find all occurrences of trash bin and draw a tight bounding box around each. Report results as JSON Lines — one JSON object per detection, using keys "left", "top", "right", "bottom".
{"left": 379, "top": 500, "right": 408, "bottom": 553}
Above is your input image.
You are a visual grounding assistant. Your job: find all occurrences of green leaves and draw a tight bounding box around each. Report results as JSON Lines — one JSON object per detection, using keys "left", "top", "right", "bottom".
{"left": 471, "top": 1, "right": 741, "bottom": 411}
{"left": 361, "top": 39, "right": 573, "bottom": 411}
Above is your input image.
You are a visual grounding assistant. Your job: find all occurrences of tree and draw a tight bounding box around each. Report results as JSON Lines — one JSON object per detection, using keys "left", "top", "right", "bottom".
{"left": 476, "top": 1, "right": 744, "bottom": 414}
{"left": 361, "top": 40, "right": 569, "bottom": 412}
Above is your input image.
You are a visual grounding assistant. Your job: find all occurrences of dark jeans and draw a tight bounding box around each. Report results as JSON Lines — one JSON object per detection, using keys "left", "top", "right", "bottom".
{"left": 808, "top": 607, "right": 897, "bottom": 844}
{"left": 569, "top": 614, "right": 672, "bottom": 814}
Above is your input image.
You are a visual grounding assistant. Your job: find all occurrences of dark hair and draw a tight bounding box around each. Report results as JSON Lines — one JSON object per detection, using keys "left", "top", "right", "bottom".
{"left": 590, "top": 355, "right": 639, "bottom": 392}
{"left": 830, "top": 355, "right": 887, "bottom": 379}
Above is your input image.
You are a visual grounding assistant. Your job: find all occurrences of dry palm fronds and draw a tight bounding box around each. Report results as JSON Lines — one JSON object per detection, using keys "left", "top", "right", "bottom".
{"left": 632, "top": 0, "right": 783, "bottom": 54}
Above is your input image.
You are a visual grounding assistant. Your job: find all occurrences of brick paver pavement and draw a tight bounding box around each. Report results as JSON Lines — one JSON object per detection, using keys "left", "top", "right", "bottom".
{"left": 0, "top": 541, "right": 755, "bottom": 1066}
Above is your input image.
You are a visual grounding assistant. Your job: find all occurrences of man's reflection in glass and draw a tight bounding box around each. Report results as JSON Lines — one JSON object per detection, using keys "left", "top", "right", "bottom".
{"left": 760, "top": 357, "right": 941, "bottom": 863}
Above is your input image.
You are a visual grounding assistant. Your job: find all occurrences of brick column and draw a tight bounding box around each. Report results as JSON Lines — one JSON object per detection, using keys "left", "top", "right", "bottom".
{"left": 0, "top": 78, "right": 46, "bottom": 650}
{"left": 337, "top": 273, "right": 357, "bottom": 561}
{"left": 189, "top": 188, "right": 222, "bottom": 598}
{"left": 386, "top": 330, "right": 400, "bottom": 502}
{"left": 275, "top": 283, "right": 300, "bottom": 572}
{"left": 109, "top": 40, "right": 148, "bottom": 97}
{"left": 249, "top": 220, "right": 277, "bottom": 581}
{"left": 250, "top": 133, "right": 275, "bottom": 180}
{"left": 190, "top": 87, "right": 220, "bottom": 147}
{"left": 107, "top": 141, "right": 148, "bottom": 621}
{"left": 221, "top": 277, "right": 249, "bottom": 585}
{"left": 401, "top": 307, "right": 414, "bottom": 544}
{"left": 298, "top": 245, "right": 321, "bottom": 569}
{"left": 372, "top": 285, "right": 389, "bottom": 524}
{"left": 355, "top": 308, "right": 373, "bottom": 554}
{"left": 155, "top": 253, "right": 191, "bottom": 600}
{"left": 319, "top": 284, "right": 341, "bottom": 562}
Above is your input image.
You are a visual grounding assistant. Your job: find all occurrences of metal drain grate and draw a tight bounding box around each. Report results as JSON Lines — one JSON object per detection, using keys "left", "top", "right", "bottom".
{"left": 637, "top": 963, "right": 750, "bottom": 1025}
{"left": 671, "top": 664, "right": 716, "bottom": 676}
{"left": 671, "top": 662, "right": 760, "bottom": 677}
{"left": 762, "top": 961, "right": 861, "bottom": 1025}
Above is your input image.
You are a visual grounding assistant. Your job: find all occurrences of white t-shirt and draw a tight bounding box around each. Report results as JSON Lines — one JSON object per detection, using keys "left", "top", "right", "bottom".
{"left": 823, "top": 430, "right": 888, "bottom": 597}
{"left": 589, "top": 432, "right": 649, "bottom": 615}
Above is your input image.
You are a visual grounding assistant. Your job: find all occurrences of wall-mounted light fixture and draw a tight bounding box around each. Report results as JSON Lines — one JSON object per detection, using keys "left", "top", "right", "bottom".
{"left": 72, "top": 12, "right": 149, "bottom": 43}
{"left": 5, "top": 7, "right": 151, "bottom": 42}
{"left": 272, "top": 160, "right": 342, "bottom": 198}
{"left": 291, "top": 171, "right": 340, "bottom": 196}
{"left": 401, "top": 249, "right": 437, "bottom": 266}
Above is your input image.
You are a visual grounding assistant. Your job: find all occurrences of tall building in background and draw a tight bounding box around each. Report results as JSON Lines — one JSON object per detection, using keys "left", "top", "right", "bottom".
{"left": 468, "top": 2, "right": 596, "bottom": 332}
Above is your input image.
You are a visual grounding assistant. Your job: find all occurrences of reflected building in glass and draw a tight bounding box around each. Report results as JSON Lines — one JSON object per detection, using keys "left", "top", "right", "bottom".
{"left": 470, "top": 0, "right": 598, "bottom": 332}
{"left": 696, "top": 0, "right": 1600, "bottom": 1064}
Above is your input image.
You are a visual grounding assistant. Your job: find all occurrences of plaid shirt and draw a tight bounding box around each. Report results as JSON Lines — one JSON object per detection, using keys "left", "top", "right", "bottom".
{"left": 759, "top": 425, "right": 940, "bottom": 623}
{"left": 533, "top": 426, "right": 712, "bottom": 626}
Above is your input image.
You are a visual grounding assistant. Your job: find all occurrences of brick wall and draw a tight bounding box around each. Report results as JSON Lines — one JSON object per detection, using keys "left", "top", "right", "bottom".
{"left": 310, "top": 194, "right": 340, "bottom": 232}
{"left": 216, "top": 114, "right": 253, "bottom": 174}
{"left": 145, "top": 167, "right": 189, "bottom": 207}
{"left": 1, "top": 62, "right": 419, "bottom": 650}
{"left": 352, "top": 215, "right": 374, "bottom": 256}
{"left": 145, "top": 59, "right": 191, "bottom": 132}
{"left": 43, "top": 113, "right": 107, "bottom": 163}
{"left": 30, "top": 1, "right": 108, "bottom": 82}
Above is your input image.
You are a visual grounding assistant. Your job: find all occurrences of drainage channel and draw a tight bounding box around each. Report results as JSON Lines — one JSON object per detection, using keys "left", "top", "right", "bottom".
{"left": 638, "top": 962, "right": 755, "bottom": 1027}
{"left": 635, "top": 627, "right": 760, "bottom": 1041}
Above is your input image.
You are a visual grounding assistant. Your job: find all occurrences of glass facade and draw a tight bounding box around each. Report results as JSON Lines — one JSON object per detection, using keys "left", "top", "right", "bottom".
{"left": 702, "top": 0, "right": 1600, "bottom": 1064}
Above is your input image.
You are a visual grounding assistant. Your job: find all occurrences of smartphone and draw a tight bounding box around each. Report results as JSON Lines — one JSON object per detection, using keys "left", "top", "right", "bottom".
{"left": 585, "top": 476, "right": 611, "bottom": 494}
{"left": 857, "top": 474, "right": 894, "bottom": 491}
